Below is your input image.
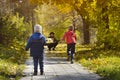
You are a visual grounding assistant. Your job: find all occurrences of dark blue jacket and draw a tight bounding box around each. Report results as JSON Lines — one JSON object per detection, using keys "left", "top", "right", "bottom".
{"left": 25, "top": 32, "right": 46, "bottom": 57}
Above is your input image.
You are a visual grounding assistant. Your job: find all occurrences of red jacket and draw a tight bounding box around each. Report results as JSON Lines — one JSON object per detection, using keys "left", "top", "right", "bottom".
{"left": 62, "top": 30, "right": 76, "bottom": 44}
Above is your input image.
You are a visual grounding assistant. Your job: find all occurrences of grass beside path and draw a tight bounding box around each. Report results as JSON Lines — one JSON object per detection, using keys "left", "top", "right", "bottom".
{"left": 46, "top": 43, "right": 120, "bottom": 80}
{"left": 76, "top": 49, "right": 120, "bottom": 80}
{"left": 0, "top": 45, "right": 29, "bottom": 80}
{"left": 0, "top": 59, "right": 25, "bottom": 80}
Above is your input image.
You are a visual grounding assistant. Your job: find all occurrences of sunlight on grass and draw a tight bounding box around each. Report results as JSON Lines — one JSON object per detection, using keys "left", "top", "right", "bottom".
{"left": 45, "top": 43, "right": 120, "bottom": 80}
{"left": 45, "top": 43, "right": 91, "bottom": 57}
{"left": 78, "top": 54, "right": 120, "bottom": 80}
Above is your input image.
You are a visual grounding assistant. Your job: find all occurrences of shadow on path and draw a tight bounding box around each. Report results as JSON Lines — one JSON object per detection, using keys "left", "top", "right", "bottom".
{"left": 20, "top": 54, "right": 101, "bottom": 80}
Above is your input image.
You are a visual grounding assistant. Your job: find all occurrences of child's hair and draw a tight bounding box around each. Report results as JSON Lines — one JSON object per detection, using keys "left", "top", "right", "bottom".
{"left": 49, "top": 32, "right": 55, "bottom": 35}
{"left": 34, "top": 24, "right": 42, "bottom": 33}
{"left": 69, "top": 26, "right": 73, "bottom": 30}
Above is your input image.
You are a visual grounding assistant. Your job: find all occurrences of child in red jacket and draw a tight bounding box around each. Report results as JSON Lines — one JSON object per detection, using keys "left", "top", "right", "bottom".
{"left": 62, "top": 26, "right": 76, "bottom": 64}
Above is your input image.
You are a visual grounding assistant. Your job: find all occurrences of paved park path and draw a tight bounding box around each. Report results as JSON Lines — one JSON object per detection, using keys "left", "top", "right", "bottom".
{"left": 20, "top": 53, "right": 101, "bottom": 80}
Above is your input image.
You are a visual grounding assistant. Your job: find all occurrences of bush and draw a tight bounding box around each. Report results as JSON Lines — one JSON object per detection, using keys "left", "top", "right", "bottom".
{"left": 0, "top": 13, "right": 31, "bottom": 63}
{"left": 0, "top": 39, "right": 29, "bottom": 64}
{"left": 0, "top": 13, "right": 31, "bottom": 79}
{"left": 97, "top": 27, "right": 120, "bottom": 50}
{"left": 0, "top": 59, "right": 24, "bottom": 76}
{"left": 0, "top": 13, "right": 32, "bottom": 45}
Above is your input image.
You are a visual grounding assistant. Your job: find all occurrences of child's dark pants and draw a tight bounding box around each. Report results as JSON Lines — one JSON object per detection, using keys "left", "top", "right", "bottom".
{"left": 33, "top": 56, "right": 44, "bottom": 74}
{"left": 67, "top": 43, "right": 75, "bottom": 61}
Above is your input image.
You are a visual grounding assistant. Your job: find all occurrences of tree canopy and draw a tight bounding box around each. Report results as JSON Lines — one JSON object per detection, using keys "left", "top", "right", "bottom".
{"left": 0, "top": 0, "right": 120, "bottom": 48}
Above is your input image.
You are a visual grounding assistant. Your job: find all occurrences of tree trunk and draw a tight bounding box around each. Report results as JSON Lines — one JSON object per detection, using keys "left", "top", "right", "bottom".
{"left": 83, "top": 19, "right": 90, "bottom": 44}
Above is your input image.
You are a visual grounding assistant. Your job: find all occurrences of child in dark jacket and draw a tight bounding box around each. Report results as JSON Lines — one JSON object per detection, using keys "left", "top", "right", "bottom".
{"left": 25, "top": 24, "right": 46, "bottom": 75}
{"left": 47, "top": 32, "right": 59, "bottom": 51}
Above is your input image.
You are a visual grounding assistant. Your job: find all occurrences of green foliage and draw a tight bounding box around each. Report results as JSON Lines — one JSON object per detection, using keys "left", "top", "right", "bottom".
{"left": 96, "top": 28, "right": 120, "bottom": 50}
{"left": 9, "top": 43, "right": 29, "bottom": 64}
{"left": 0, "top": 13, "right": 32, "bottom": 45}
{"left": 1, "top": 0, "right": 120, "bottom": 79}
{"left": 34, "top": 4, "right": 72, "bottom": 39}
{"left": 0, "top": 59, "right": 24, "bottom": 78}
{"left": 91, "top": 0, "right": 120, "bottom": 50}
{"left": 79, "top": 57, "right": 120, "bottom": 80}
{"left": 0, "top": 42, "right": 29, "bottom": 64}
{"left": 76, "top": 49, "right": 120, "bottom": 80}
{"left": 0, "top": 13, "right": 31, "bottom": 79}
{"left": 0, "top": 13, "right": 31, "bottom": 63}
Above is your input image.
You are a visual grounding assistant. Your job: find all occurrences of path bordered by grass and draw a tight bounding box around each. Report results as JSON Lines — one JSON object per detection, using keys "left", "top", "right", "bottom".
{"left": 75, "top": 49, "right": 120, "bottom": 80}
{"left": 20, "top": 43, "right": 101, "bottom": 80}
{"left": 46, "top": 43, "right": 120, "bottom": 80}
{"left": 20, "top": 57, "right": 101, "bottom": 80}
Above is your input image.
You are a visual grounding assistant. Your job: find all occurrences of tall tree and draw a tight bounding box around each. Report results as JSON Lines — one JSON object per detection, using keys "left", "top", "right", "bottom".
{"left": 34, "top": 3, "right": 73, "bottom": 38}
{"left": 23, "top": 0, "right": 120, "bottom": 48}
